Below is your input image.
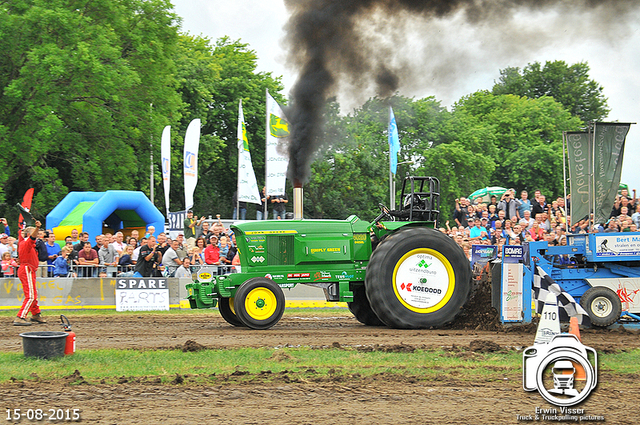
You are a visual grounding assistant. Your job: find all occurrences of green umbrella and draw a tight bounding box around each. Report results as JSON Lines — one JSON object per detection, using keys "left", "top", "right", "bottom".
{"left": 468, "top": 187, "right": 508, "bottom": 203}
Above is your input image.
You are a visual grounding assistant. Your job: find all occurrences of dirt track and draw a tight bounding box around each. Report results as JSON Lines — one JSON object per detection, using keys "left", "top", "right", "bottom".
{"left": 1, "top": 312, "right": 639, "bottom": 424}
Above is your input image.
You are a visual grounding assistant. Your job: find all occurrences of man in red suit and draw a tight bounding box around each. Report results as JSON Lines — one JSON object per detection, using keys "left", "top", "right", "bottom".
{"left": 14, "top": 220, "right": 46, "bottom": 326}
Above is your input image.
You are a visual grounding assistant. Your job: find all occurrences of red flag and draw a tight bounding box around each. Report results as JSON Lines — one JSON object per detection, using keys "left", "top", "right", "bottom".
{"left": 18, "top": 188, "right": 34, "bottom": 229}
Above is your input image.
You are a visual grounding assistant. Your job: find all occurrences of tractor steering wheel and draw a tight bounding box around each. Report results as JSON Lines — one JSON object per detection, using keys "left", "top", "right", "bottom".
{"left": 374, "top": 204, "right": 393, "bottom": 223}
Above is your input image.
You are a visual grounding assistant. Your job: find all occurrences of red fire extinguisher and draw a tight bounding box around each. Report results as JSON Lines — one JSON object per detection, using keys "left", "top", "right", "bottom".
{"left": 60, "top": 315, "right": 76, "bottom": 355}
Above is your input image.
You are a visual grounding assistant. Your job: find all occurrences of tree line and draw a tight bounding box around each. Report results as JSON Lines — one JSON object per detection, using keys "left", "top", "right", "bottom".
{"left": 0, "top": 1, "right": 609, "bottom": 224}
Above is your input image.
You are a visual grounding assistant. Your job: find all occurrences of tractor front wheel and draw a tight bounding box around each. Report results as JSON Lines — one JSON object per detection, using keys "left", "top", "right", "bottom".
{"left": 365, "top": 227, "right": 471, "bottom": 329}
{"left": 580, "top": 286, "right": 621, "bottom": 327}
{"left": 218, "top": 297, "right": 245, "bottom": 327}
{"left": 234, "top": 278, "right": 285, "bottom": 330}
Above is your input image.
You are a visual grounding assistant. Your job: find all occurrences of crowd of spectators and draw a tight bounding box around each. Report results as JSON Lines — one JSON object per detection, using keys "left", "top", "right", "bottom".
{"left": 1, "top": 186, "right": 636, "bottom": 278}
{"left": 441, "top": 187, "right": 639, "bottom": 260}
{"left": 0, "top": 213, "right": 240, "bottom": 279}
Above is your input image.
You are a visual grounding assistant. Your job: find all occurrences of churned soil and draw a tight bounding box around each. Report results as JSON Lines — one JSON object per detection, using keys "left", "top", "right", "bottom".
{"left": 1, "top": 308, "right": 639, "bottom": 424}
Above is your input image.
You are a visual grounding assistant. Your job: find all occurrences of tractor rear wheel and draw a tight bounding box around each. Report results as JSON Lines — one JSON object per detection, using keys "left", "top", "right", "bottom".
{"left": 365, "top": 227, "right": 471, "bottom": 329}
{"left": 218, "top": 297, "right": 245, "bottom": 327}
{"left": 234, "top": 277, "right": 285, "bottom": 330}
{"left": 580, "top": 286, "right": 621, "bottom": 327}
{"left": 347, "top": 284, "right": 385, "bottom": 326}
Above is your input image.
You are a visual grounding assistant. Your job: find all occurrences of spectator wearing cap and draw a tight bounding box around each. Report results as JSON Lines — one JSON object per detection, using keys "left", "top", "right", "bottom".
{"left": 604, "top": 219, "right": 620, "bottom": 233}
{"left": 469, "top": 219, "right": 485, "bottom": 241}
{"left": 175, "top": 234, "right": 188, "bottom": 260}
{"left": 183, "top": 210, "right": 199, "bottom": 249}
{"left": 204, "top": 235, "right": 220, "bottom": 265}
{"left": 480, "top": 217, "right": 492, "bottom": 238}
{"left": 0, "top": 233, "right": 9, "bottom": 257}
{"left": 465, "top": 217, "right": 474, "bottom": 229}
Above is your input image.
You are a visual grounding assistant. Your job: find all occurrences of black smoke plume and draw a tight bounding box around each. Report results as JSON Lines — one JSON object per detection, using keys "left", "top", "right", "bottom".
{"left": 282, "top": 0, "right": 639, "bottom": 185}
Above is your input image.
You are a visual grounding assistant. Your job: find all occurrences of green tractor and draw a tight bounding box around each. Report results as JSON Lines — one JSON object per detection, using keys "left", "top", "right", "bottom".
{"left": 186, "top": 176, "right": 471, "bottom": 329}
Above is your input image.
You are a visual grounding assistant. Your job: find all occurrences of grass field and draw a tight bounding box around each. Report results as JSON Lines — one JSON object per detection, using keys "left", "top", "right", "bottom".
{"left": 0, "top": 346, "right": 527, "bottom": 384}
{"left": 2, "top": 309, "right": 638, "bottom": 386}
{"left": 2, "top": 338, "right": 638, "bottom": 384}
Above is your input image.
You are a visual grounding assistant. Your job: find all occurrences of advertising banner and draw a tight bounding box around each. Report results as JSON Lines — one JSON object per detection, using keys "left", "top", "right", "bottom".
{"left": 183, "top": 119, "right": 201, "bottom": 211}
{"left": 161, "top": 125, "right": 171, "bottom": 216}
{"left": 594, "top": 233, "right": 640, "bottom": 257}
{"left": 471, "top": 245, "right": 497, "bottom": 268}
{"left": 265, "top": 90, "right": 289, "bottom": 197}
{"left": 592, "top": 123, "right": 630, "bottom": 224}
{"left": 502, "top": 262, "right": 523, "bottom": 322}
{"left": 503, "top": 244, "right": 524, "bottom": 263}
{"left": 237, "top": 100, "right": 261, "bottom": 204}
{"left": 501, "top": 245, "right": 524, "bottom": 321}
{"left": 565, "top": 131, "right": 591, "bottom": 223}
{"left": 115, "top": 278, "right": 169, "bottom": 311}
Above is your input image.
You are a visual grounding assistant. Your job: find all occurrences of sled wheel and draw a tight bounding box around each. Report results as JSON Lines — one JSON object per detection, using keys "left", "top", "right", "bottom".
{"left": 347, "top": 284, "right": 385, "bottom": 326}
{"left": 218, "top": 297, "right": 245, "bottom": 327}
{"left": 365, "top": 227, "right": 471, "bottom": 329}
{"left": 580, "top": 286, "right": 621, "bottom": 327}
{"left": 234, "top": 277, "right": 285, "bottom": 330}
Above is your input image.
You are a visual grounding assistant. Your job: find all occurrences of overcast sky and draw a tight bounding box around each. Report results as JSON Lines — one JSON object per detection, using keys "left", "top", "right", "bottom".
{"left": 171, "top": 0, "right": 640, "bottom": 190}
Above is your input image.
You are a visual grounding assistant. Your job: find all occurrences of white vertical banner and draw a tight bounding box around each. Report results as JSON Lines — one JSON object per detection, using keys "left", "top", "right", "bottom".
{"left": 265, "top": 90, "right": 289, "bottom": 197}
{"left": 183, "top": 119, "right": 201, "bottom": 211}
{"left": 160, "top": 125, "right": 171, "bottom": 216}
{"left": 237, "top": 100, "right": 261, "bottom": 204}
{"left": 502, "top": 263, "right": 524, "bottom": 322}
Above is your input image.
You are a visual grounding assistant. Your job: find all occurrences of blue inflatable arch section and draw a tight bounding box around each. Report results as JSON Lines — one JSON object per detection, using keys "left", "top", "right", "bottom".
{"left": 47, "top": 191, "right": 165, "bottom": 245}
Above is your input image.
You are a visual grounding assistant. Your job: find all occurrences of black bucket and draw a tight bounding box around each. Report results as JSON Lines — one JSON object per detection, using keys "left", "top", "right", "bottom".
{"left": 20, "top": 331, "right": 67, "bottom": 359}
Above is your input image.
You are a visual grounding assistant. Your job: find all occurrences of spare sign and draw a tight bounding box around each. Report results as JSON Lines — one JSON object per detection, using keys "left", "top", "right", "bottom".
{"left": 115, "top": 278, "right": 169, "bottom": 312}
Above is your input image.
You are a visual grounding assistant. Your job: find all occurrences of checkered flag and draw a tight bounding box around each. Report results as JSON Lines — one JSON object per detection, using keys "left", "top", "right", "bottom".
{"left": 534, "top": 266, "right": 591, "bottom": 327}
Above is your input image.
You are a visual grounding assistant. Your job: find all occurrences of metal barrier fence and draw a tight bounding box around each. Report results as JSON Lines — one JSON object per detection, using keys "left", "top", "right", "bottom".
{"left": 0, "top": 263, "right": 235, "bottom": 278}
{"left": 0, "top": 264, "right": 137, "bottom": 278}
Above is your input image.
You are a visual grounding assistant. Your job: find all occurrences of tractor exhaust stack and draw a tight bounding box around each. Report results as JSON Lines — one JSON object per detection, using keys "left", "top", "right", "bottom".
{"left": 293, "top": 181, "right": 303, "bottom": 220}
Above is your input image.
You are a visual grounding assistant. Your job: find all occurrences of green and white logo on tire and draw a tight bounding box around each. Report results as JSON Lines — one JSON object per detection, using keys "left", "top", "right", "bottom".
{"left": 393, "top": 248, "right": 455, "bottom": 313}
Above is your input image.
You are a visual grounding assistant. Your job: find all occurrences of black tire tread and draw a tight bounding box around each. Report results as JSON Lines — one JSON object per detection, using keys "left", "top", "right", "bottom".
{"left": 234, "top": 277, "right": 285, "bottom": 330}
{"left": 347, "top": 284, "right": 385, "bottom": 326}
{"left": 580, "top": 286, "right": 621, "bottom": 327}
{"left": 218, "top": 297, "right": 245, "bottom": 327}
{"left": 365, "top": 227, "right": 471, "bottom": 329}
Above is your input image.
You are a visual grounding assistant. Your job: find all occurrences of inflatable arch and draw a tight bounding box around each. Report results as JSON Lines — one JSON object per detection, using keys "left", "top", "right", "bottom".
{"left": 46, "top": 191, "right": 165, "bottom": 245}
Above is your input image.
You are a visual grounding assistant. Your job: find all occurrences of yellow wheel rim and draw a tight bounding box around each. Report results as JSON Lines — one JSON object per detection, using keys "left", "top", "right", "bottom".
{"left": 228, "top": 297, "right": 236, "bottom": 315}
{"left": 392, "top": 248, "right": 455, "bottom": 313}
{"left": 244, "top": 287, "right": 278, "bottom": 321}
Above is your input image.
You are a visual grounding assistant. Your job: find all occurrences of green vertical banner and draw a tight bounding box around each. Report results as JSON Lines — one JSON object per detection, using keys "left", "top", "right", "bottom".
{"left": 566, "top": 132, "right": 591, "bottom": 223}
{"left": 593, "top": 123, "right": 631, "bottom": 224}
